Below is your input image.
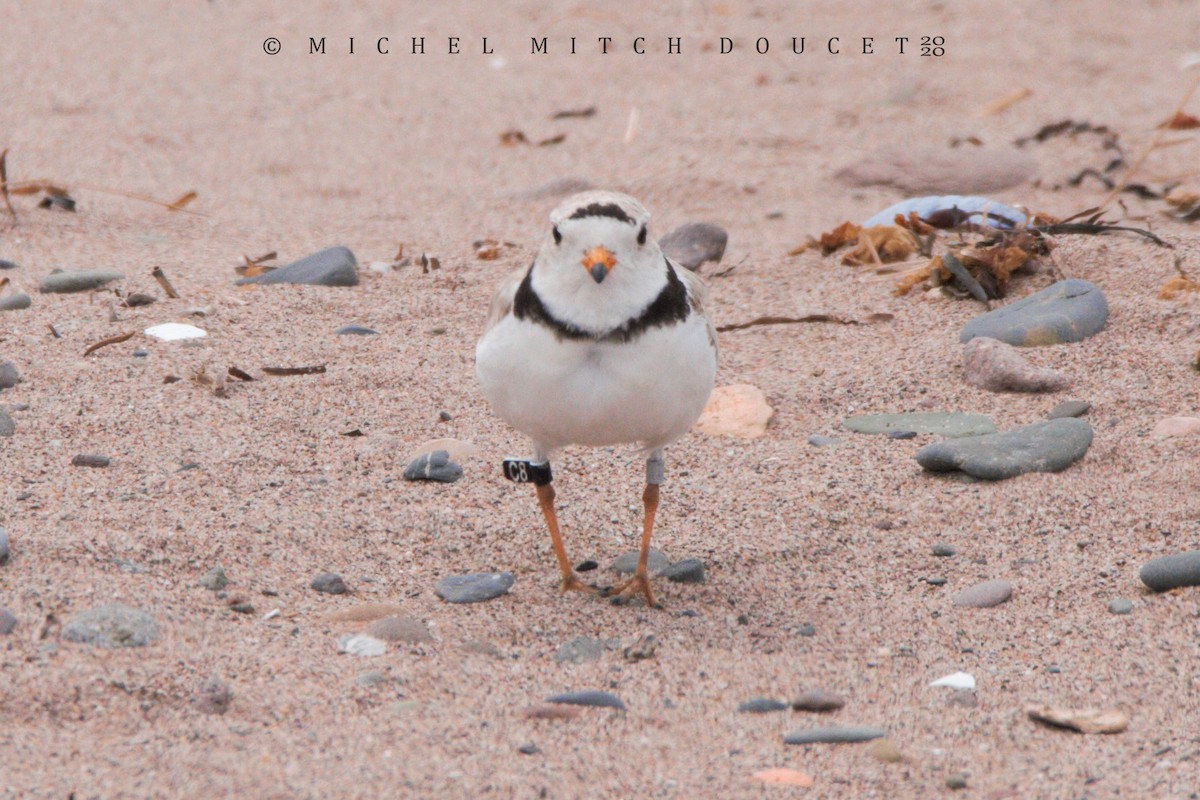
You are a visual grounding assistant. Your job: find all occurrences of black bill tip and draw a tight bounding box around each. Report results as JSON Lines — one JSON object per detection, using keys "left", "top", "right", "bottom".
{"left": 590, "top": 263, "right": 607, "bottom": 283}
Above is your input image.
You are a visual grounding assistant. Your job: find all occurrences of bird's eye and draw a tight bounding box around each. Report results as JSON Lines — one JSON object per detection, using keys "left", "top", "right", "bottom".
{"left": 552, "top": 226, "right": 562, "bottom": 244}
{"left": 637, "top": 224, "right": 647, "bottom": 245}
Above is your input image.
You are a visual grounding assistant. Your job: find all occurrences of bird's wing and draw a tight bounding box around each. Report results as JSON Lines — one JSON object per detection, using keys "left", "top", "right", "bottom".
{"left": 483, "top": 265, "right": 528, "bottom": 335}
{"left": 673, "top": 258, "right": 719, "bottom": 354}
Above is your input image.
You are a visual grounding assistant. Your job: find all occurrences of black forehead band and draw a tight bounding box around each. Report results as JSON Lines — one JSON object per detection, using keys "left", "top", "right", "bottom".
{"left": 567, "top": 202, "right": 637, "bottom": 225}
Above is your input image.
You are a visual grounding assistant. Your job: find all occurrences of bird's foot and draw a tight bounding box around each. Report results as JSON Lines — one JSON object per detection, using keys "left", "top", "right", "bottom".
{"left": 560, "top": 572, "right": 600, "bottom": 595}
{"left": 602, "top": 571, "right": 661, "bottom": 609}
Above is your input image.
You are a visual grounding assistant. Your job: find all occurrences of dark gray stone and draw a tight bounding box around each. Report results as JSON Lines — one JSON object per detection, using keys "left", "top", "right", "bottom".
{"left": 738, "top": 698, "right": 789, "bottom": 713}
{"left": 783, "top": 726, "right": 885, "bottom": 745}
{"left": 546, "top": 690, "right": 626, "bottom": 710}
{"left": 0, "top": 526, "right": 8, "bottom": 565}
{"left": 916, "top": 418, "right": 1093, "bottom": 480}
{"left": 659, "top": 223, "right": 728, "bottom": 271}
{"left": 199, "top": 566, "right": 228, "bottom": 590}
{"left": 807, "top": 435, "right": 841, "bottom": 447}
{"left": 0, "top": 293, "right": 31, "bottom": 311}
{"left": 0, "top": 362, "right": 19, "bottom": 389}
{"left": 554, "top": 636, "right": 611, "bottom": 665}
{"left": 39, "top": 269, "right": 124, "bottom": 294}
{"left": 336, "top": 325, "right": 377, "bottom": 335}
{"left": 953, "top": 579, "right": 1013, "bottom": 608}
{"left": 0, "top": 408, "right": 12, "bottom": 437}
{"left": 435, "top": 571, "right": 514, "bottom": 603}
{"left": 1108, "top": 598, "right": 1133, "bottom": 615}
{"left": 0, "top": 609, "right": 16, "bottom": 635}
{"left": 235, "top": 246, "right": 358, "bottom": 287}
{"left": 1048, "top": 400, "right": 1091, "bottom": 419}
{"left": 844, "top": 412, "right": 995, "bottom": 438}
{"left": 311, "top": 572, "right": 348, "bottom": 595}
{"left": 796, "top": 623, "right": 817, "bottom": 637}
{"left": 0, "top": 259, "right": 18, "bottom": 270}
{"left": 959, "top": 279, "right": 1108, "bottom": 346}
{"left": 71, "top": 454, "right": 111, "bottom": 468}
{"left": 661, "top": 558, "right": 706, "bottom": 584}
{"left": 613, "top": 548, "right": 670, "bottom": 575}
{"left": 792, "top": 690, "right": 846, "bottom": 713}
{"left": 1140, "top": 551, "right": 1200, "bottom": 592}
{"left": 932, "top": 544, "right": 956, "bottom": 557}
{"left": 517, "top": 743, "right": 540, "bottom": 755}
{"left": 403, "top": 450, "right": 463, "bottom": 483}
{"left": 62, "top": 604, "right": 159, "bottom": 648}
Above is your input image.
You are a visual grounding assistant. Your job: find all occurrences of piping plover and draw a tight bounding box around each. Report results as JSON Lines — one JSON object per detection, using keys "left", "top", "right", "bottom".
{"left": 476, "top": 191, "right": 718, "bottom": 607}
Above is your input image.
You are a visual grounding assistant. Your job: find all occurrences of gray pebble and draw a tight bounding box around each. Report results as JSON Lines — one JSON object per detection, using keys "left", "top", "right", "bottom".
{"left": 660, "top": 558, "right": 706, "bottom": 584}
{"left": 738, "top": 698, "right": 789, "bottom": 713}
{"left": 960, "top": 278, "right": 1108, "bottom": 346}
{"left": 946, "top": 774, "right": 969, "bottom": 790}
{"left": 659, "top": 222, "right": 728, "bottom": 271}
{"left": 0, "top": 408, "right": 12, "bottom": 437}
{"left": 63, "top": 603, "right": 159, "bottom": 648}
{"left": 367, "top": 615, "right": 433, "bottom": 643}
{"left": 0, "top": 609, "right": 16, "bottom": 635}
{"left": 71, "top": 454, "right": 111, "bottom": 468}
{"left": 1108, "top": 598, "right": 1133, "bottom": 615}
{"left": 193, "top": 676, "right": 233, "bottom": 715}
{"left": 0, "top": 361, "right": 19, "bottom": 390}
{"left": 311, "top": 572, "right": 348, "bottom": 595}
{"left": 953, "top": 579, "right": 1013, "bottom": 608}
{"left": 337, "top": 325, "right": 377, "bottom": 335}
{"left": 435, "top": 571, "right": 514, "bottom": 603}
{"left": 613, "top": 548, "right": 670, "bottom": 575}
{"left": 916, "top": 418, "right": 1092, "bottom": 480}
{"left": 0, "top": 527, "right": 8, "bottom": 565}
{"left": 1048, "top": 399, "right": 1091, "bottom": 419}
{"left": 0, "top": 293, "right": 31, "bottom": 311}
{"left": 791, "top": 690, "right": 846, "bottom": 713}
{"left": 807, "top": 435, "right": 841, "bottom": 447}
{"left": 235, "top": 246, "right": 359, "bottom": 287}
{"left": 796, "top": 623, "right": 816, "bottom": 637}
{"left": 783, "top": 726, "right": 885, "bottom": 745}
{"left": 545, "top": 690, "right": 626, "bottom": 710}
{"left": 199, "top": 566, "right": 228, "bottom": 591}
{"left": 132, "top": 350, "right": 148, "bottom": 358}
{"left": 403, "top": 449, "right": 463, "bottom": 483}
{"left": 932, "top": 544, "right": 956, "bottom": 557}
{"left": 0, "top": 259, "right": 18, "bottom": 270}
{"left": 962, "top": 336, "right": 1073, "bottom": 393}
{"left": 39, "top": 269, "right": 124, "bottom": 294}
{"left": 1140, "top": 550, "right": 1200, "bottom": 592}
{"left": 356, "top": 671, "right": 388, "bottom": 688}
{"left": 844, "top": 412, "right": 995, "bottom": 438}
{"left": 886, "top": 429, "right": 917, "bottom": 440}
{"left": 926, "top": 576, "right": 947, "bottom": 586}
{"left": 554, "top": 636, "right": 611, "bottom": 665}
{"left": 517, "top": 743, "right": 540, "bottom": 756}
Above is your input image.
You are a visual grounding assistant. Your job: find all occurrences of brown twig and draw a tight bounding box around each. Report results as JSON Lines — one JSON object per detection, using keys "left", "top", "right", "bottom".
{"left": 227, "top": 366, "right": 254, "bottom": 381}
{"left": 83, "top": 330, "right": 136, "bottom": 356}
{"left": 0, "top": 149, "right": 13, "bottom": 220}
{"left": 717, "top": 314, "right": 861, "bottom": 332}
{"left": 262, "top": 364, "right": 326, "bottom": 376}
{"left": 151, "top": 266, "right": 180, "bottom": 298}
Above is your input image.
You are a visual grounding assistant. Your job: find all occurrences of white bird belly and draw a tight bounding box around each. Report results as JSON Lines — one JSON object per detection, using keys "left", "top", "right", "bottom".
{"left": 476, "top": 315, "right": 716, "bottom": 451}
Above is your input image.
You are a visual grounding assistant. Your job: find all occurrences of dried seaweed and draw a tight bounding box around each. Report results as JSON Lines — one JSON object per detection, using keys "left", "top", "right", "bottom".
{"left": 227, "top": 366, "right": 254, "bottom": 381}
{"left": 551, "top": 107, "right": 597, "bottom": 120}
{"left": 263, "top": 364, "right": 326, "bottom": 376}
{"left": 83, "top": 331, "right": 136, "bottom": 356}
{"left": 717, "top": 312, "right": 892, "bottom": 333}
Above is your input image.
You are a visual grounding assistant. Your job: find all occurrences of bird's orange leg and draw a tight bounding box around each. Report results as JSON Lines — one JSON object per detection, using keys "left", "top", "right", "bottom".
{"left": 605, "top": 482, "right": 662, "bottom": 608}
{"left": 535, "top": 482, "right": 595, "bottom": 594}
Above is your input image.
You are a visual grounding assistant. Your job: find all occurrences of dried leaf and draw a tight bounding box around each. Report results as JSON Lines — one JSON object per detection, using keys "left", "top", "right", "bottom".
{"left": 167, "top": 190, "right": 198, "bottom": 211}
{"left": 842, "top": 226, "right": 918, "bottom": 266}
{"left": 82, "top": 330, "right": 136, "bottom": 356}
{"left": 537, "top": 134, "right": 566, "bottom": 147}
{"left": 1158, "top": 276, "right": 1200, "bottom": 300}
{"left": 1157, "top": 111, "right": 1200, "bottom": 130}
{"left": 500, "top": 130, "right": 528, "bottom": 146}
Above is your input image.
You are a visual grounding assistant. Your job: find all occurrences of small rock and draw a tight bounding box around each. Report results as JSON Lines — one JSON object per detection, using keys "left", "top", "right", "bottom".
{"left": 144, "top": 323, "right": 207, "bottom": 341}
{"left": 39, "top": 269, "right": 124, "bottom": 294}
{"left": 1108, "top": 598, "right": 1133, "bottom": 615}
{"left": 783, "top": 726, "right": 885, "bottom": 745}
{"left": 622, "top": 633, "right": 657, "bottom": 662}
{"left": 403, "top": 450, "right": 463, "bottom": 483}
{"left": 576, "top": 559, "right": 599, "bottom": 572}
{"left": 63, "top": 604, "right": 159, "bottom": 648}
{"left": 0, "top": 362, "right": 19, "bottom": 390}
{"left": 311, "top": 572, "right": 348, "bottom": 595}
{"left": 953, "top": 579, "right": 1013, "bottom": 608}
{"left": 438, "top": 411, "right": 452, "bottom": 421}
{"left": 837, "top": 145, "right": 1036, "bottom": 195}
{"left": 613, "top": 548, "right": 671, "bottom": 575}
{"left": 0, "top": 293, "right": 32, "bottom": 311}
{"left": 337, "top": 325, "right": 377, "bottom": 335}
{"left": 71, "top": 454, "right": 111, "bottom": 468}
{"left": 199, "top": 566, "right": 228, "bottom": 591}
{"left": 932, "top": 544, "right": 956, "bottom": 557}
{"left": 1152, "top": 416, "right": 1200, "bottom": 438}
{"left": 554, "top": 636, "right": 609, "bottom": 665}
{"left": 960, "top": 279, "right": 1108, "bottom": 347}
{"left": 868, "top": 739, "right": 904, "bottom": 763}
{"left": 367, "top": 615, "right": 432, "bottom": 643}
{"left": 338, "top": 633, "right": 387, "bottom": 657}
{"left": 926, "top": 576, "right": 947, "bottom": 586}
{"left": 962, "top": 337, "right": 1072, "bottom": 393}
{"left": 791, "top": 689, "right": 845, "bottom": 713}
{"left": 1026, "top": 705, "right": 1129, "bottom": 734}
{"left": 229, "top": 601, "right": 255, "bottom": 614}
{"left": 694, "top": 384, "right": 774, "bottom": 439}
{"left": 1140, "top": 550, "right": 1200, "bottom": 592}
{"left": 750, "top": 768, "right": 814, "bottom": 787}
{"left": 946, "top": 774, "right": 969, "bottom": 790}
{"left": 1048, "top": 400, "right": 1091, "bottom": 419}
{"left": 193, "top": 676, "right": 233, "bottom": 715}
{"left": 738, "top": 698, "right": 789, "bottom": 713}
{"left": 807, "top": 435, "right": 841, "bottom": 447}
{"left": 658, "top": 222, "right": 728, "bottom": 271}
{"left": 435, "top": 571, "right": 514, "bottom": 603}
{"left": 0, "top": 609, "right": 16, "bottom": 635}
{"left": 356, "top": 671, "right": 387, "bottom": 688}
{"left": 235, "top": 246, "right": 359, "bottom": 287}
{"left": 0, "top": 259, "right": 18, "bottom": 269}
{"left": 545, "top": 690, "right": 626, "bottom": 710}
{"left": 796, "top": 623, "right": 817, "bottom": 637}
{"left": 0, "top": 527, "right": 8, "bottom": 565}
{"left": 132, "top": 350, "right": 148, "bottom": 358}
{"left": 123, "top": 292, "right": 156, "bottom": 307}
{"left": 517, "top": 743, "right": 541, "bottom": 756}
{"left": 930, "top": 671, "right": 976, "bottom": 690}
{"left": 0, "top": 408, "right": 12, "bottom": 437}
{"left": 844, "top": 412, "right": 995, "bottom": 438}
{"left": 660, "top": 558, "right": 706, "bottom": 584}
{"left": 917, "top": 418, "right": 1092, "bottom": 480}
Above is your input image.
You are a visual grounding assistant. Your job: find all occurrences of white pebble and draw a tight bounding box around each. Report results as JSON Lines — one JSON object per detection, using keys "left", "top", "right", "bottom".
{"left": 144, "top": 323, "right": 208, "bottom": 341}
{"left": 930, "top": 671, "right": 976, "bottom": 690}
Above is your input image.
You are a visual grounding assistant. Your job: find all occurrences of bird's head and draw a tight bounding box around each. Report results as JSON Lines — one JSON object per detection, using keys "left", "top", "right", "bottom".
{"left": 543, "top": 191, "right": 656, "bottom": 287}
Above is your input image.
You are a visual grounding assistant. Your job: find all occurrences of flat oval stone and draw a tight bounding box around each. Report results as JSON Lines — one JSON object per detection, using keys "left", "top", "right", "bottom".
{"left": 783, "top": 726, "right": 885, "bottom": 745}
{"left": 916, "top": 418, "right": 1093, "bottom": 480}
{"left": 1048, "top": 400, "right": 1091, "bottom": 419}
{"left": 953, "top": 579, "right": 1013, "bottom": 608}
{"left": 960, "top": 279, "right": 1108, "bottom": 347}
{"left": 236, "top": 246, "right": 358, "bottom": 287}
{"left": 1108, "top": 598, "right": 1133, "bottom": 615}
{"left": 1140, "top": 551, "right": 1200, "bottom": 592}
{"left": 336, "top": 325, "right": 377, "bottom": 335}
{"left": 63, "top": 604, "right": 159, "bottom": 648}
{"left": 39, "top": 269, "right": 124, "bottom": 294}
{"left": 0, "top": 259, "right": 19, "bottom": 270}
{"left": 659, "top": 222, "right": 728, "bottom": 271}
{"left": 403, "top": 450, "right": 463, "bottom": 483}
{"left": 613, "top": 548, "right": 670, "bottom": 575}
{"left": 0, "top": 609, "right": 16, "bottom": 635}
{"left": 435, "top": 571, "right": 514, "bottom": 603}
{"left": 844, "top": 412, "right": 995, "bottom": 438}
{"left": 738, "top": 698, "right": 789, "bottom": 713}
{"left": 791, "top": 689, "right": 846, "bottom": 712}
{"left": 660, "top": 558, "right": 706, "bottom": 584}
{"left": 545, "top": 690, "right": 626, "bottom": 710}
{"left": 0, "top": 293, "right": 31, "bottom": 311}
